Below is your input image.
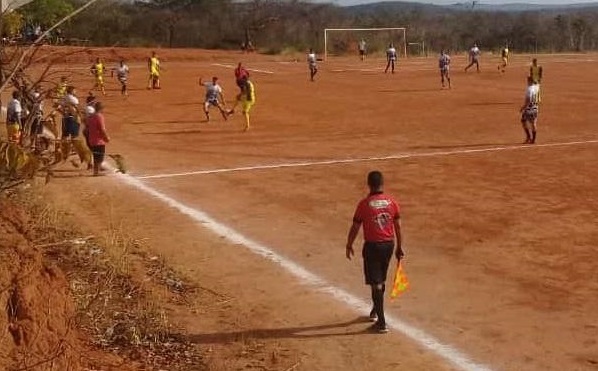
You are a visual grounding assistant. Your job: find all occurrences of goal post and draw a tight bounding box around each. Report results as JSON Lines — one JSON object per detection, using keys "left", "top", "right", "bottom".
{"left": 323, "top": 27, "right": 407, "bottom": 61}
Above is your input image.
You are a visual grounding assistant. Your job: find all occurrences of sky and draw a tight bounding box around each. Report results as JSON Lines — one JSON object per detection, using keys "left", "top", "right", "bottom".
{"left": 309, "top": 0, "right": 598, "bottom": 5}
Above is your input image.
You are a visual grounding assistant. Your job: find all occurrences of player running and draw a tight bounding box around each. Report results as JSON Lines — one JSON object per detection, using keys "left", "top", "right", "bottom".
{"left": 234, "top": 62, "right": 250, "bottom": 92}
{"left": 148, "top": 51, "right": 161, "bottom": 90}
{"left": 498, "top": 45, "right": 509, "bottom": 73}
{"left": 529, "top": 58, "right": 543, "bottom": 102}
{"left": 520, "top": 77, "right": 540, "bottom": 144}
{"left": 384, "top": 43, "right": 397, "bottom": 74}
{"left": 464, "top": 43, "right": 481, "bottom": 72}
{"left": 439, "top": 50, "right": 451, "bottom": 89}
{"left": 199, "top": 76, "right": 228, "bottom": 122}
{"left": 112, "top": 60, "right": 130, "bottom": 96}
{"left": 228, "top": 77, "right": 256, "bottom": 132}
{"left": 90, "top": 57, "right": 106, "bottom": 95}
{"left": 307, "top": 48, "right": 318, "bottom": 82}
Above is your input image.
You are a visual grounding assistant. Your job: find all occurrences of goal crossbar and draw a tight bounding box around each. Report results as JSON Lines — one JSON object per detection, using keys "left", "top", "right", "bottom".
{"left": 324, "top": 27, "right": 407, "bottom": 61}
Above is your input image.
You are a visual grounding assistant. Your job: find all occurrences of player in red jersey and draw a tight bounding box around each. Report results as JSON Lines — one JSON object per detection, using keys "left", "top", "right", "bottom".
{"left": 346, "top": 170, "right": 404, "bottom": 334}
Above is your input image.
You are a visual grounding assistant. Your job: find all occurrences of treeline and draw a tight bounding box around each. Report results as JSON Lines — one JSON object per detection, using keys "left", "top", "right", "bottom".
{"left": 11, "top": 0, "right": 598, "bottom": 54}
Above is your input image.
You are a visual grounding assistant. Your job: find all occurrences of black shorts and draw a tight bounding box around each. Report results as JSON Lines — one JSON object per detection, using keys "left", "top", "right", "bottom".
{"left": 362, "top": 241, "right": 394, "bottom": 285}
{"left": 62, "top": 116, "right": 80, "bottom": 138}
{"left": 90, "top": 145, "right": 105, "bottom": 165}
{"left": 31, "top": 117, "right": 43, "bottom": 135}
{"left": 359, "top": 50, "right": 366, "bottom": 56}
{"left": 521, "top": 106, "right": 538, "bottom": 123}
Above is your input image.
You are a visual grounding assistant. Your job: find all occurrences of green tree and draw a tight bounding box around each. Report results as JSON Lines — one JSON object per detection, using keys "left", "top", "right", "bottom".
{"left": 20, "top": 0, "right": 74, "bottom": 28}
{"left": 2, "top": 11, "right": 24, "bottom": 37}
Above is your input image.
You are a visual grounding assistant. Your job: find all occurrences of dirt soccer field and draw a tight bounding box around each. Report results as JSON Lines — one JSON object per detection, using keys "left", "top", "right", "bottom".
{"left": 36, "top": 49, "right": 598, "bottom": 370}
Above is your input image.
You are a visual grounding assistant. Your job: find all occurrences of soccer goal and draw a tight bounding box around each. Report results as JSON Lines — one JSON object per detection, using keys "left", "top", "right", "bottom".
{"left": 323, "top": 28, "right": 407, "bottom": 61}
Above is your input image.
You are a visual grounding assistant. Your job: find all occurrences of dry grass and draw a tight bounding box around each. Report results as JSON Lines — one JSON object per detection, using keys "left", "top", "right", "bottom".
{"left": 20, "top": 186, "right": 207, "bottom": 370}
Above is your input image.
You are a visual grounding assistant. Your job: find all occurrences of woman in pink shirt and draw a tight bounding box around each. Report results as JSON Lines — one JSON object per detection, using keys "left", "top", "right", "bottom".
{"left": 86, "top": 102, "right": 110, "bottom": 176}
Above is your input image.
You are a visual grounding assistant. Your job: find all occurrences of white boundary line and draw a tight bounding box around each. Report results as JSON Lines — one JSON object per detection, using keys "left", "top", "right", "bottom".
{"left": 112, "top": 171, "right": 492, "bottom": 371}
{"left": 137, "top": 139, "right": 598, "bottom": 180}
{"left": 212, "top": 63, "right": 275, "bottom": 74}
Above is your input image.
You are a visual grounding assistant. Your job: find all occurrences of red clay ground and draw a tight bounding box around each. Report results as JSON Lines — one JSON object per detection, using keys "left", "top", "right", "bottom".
{"left": 21, "top": 48, "right": 598, "bottom": 370}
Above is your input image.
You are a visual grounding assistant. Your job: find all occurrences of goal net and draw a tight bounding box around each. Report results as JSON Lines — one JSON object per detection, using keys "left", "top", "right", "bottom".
{"left": 324, "top": 28, "right": 407, "bottom": 60}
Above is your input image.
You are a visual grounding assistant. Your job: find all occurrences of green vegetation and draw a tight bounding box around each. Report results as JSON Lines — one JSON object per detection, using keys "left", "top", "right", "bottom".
{"left": 7, "top": 0, "right": 598, "bottom": 53}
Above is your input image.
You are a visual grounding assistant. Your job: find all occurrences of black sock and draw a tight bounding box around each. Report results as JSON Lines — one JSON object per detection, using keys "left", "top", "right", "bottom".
{"left": 372, "top": 286, "right": 385, "bottom": 326}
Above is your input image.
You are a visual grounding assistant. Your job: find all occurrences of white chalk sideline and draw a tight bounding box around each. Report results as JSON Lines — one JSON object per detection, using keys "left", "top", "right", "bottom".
{"left": 111, "top": 171, "right": 492, "bottom": 371}
{"left": 137, "top": 139, "right": 598, "bottom": 180}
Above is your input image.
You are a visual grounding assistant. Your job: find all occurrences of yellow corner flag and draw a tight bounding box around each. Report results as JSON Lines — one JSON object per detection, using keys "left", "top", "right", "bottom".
{"left": 390, "top": 262, "right": 409, "bottom": 299}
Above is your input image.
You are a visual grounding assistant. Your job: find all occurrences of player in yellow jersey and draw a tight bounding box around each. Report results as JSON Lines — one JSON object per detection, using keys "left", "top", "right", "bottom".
{"left": 228, "top": 77, "right": 255, "bottom": 131}
{"left": 529, "top": 58, "right": 542, "bottom": 102}
{"left": 498, "top": 45, "right": 509, "bottom": 73}
{"left": 56, "top": 76, "right": 68, "bottom": 98}
{"left": 148, "top": 51, "right": 161, "bottom": 89}
{"left": 90, "top": 58, "right": 106, "bottom": 95}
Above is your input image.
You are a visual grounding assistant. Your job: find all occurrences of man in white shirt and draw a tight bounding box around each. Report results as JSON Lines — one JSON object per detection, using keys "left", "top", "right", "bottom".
{"left": 199, "top": 76, "right": 228, "bottom": 122}
{"left": 520, "top": 77, "right": 540, "bottom": 144}
{"left": 464, "top": 43, "right": 481, "bottom": 72}
{"left": 6, "top": 91, "right": 23, "bottom": 143}
{"left": 58, "top": 86, "right": 81, "bottom": 139}
{"left": 358, "top": 39, "right": 367, "bottom": 61}
{"left": 385, "top": 43, "right": 397, "bottom": 74}
{"left": 112, "top": 60, "right": 130, "bottom": 96}
{"left": 307, "top": 48, "right": 318, "bottom": 82}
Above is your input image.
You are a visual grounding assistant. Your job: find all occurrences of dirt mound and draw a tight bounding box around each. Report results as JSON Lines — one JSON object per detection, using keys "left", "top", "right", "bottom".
{"left": 0, "top": 198, "right": 82, "bottom": 370}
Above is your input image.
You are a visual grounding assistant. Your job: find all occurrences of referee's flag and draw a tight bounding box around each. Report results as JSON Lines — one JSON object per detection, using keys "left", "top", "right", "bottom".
{"left": 390, "top": 262, "right": 409, "bottom": 299}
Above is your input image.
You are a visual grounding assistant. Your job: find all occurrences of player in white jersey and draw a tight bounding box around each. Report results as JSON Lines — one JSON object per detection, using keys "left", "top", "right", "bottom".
{"left": 520, "top": 77, "right": 540, "bottom": 144}
{"left": 385, "top": 43, "right": 397, "bottom": 74}
{"left": 438, "top": 50, "right": 451, "bottom": 89}
{"left": 111, "top": 60, "right": 130, "bottom": 96}
{"left": 464, "top": 43, "right": 481, "bottom": 72}
{"left": 358, "top": 39, "right": 367, "bottom": 61}
{"left": 199, "top": 76, "right": 228, "bottom": 122}
{"left": 307, "top": 48, "right": 318, "bottom": 82}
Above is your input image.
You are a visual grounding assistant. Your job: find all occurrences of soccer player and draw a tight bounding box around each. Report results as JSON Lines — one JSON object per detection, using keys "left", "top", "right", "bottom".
{"left": 90, "top": 58, "right": 106, "bottom": 96}
{"left": 234, "top": 62, "right": 250, "bottom": 92}
{"left": 148, "top": 51, "right": 161, "bottom": 90}
{"left": 358, "top": 39, "right": 367, "bottom": 61}
{"left": 307, "top": 48, "right": 318, "bottom": 82}
{"left": 385, "top": 43, "right": 397, "bottom": 74}
{"left": 112, "top": 60, "right": 130, "bottom": 96}
{"left": 228, "top": 77, "right": 256, "bottom": 132}
{"left": 520, "top": 77, "right": 540, "bottom": 144}
{"left": 346, "top": 170, "right": 404, "bottom": 334}
{"left": 529, "top": 58, "right": 543, "bottom": 102}
{"left": 439, "top": 49, "right": 451, "bottom": 89}
{"left": 498, "top": 45, "right": 509, "bottom": 73}
{"left": 199, "top": 76, "right": 228, "bottom": 122}
{"left": 464, "top": 43, "right": 481, "bottom": 72}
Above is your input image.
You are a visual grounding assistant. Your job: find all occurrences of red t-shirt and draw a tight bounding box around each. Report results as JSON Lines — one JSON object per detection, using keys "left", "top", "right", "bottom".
{"left": 86, "top": 113, "right": 107, "bottom": 146}
{"left": 353, "top": 192, "right": 400, "bottom": 242}
{"left": 235, "top": 66, "right": 249, "bottom": 81}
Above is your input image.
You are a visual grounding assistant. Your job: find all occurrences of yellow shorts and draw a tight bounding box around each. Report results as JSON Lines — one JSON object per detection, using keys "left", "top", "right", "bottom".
{"left": 96, "top": 76, "right": 104, "bottom": 85}
{"left": 6, "top": 123, "right": 21, "bottom": 142}
{"left": 242, "top": 100, "right": 254, "bottom": 113}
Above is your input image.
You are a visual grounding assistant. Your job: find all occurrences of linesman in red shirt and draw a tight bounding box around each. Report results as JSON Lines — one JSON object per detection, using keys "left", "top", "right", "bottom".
{"left": 346, "top": 171, "right": 403, "bottom": 333}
